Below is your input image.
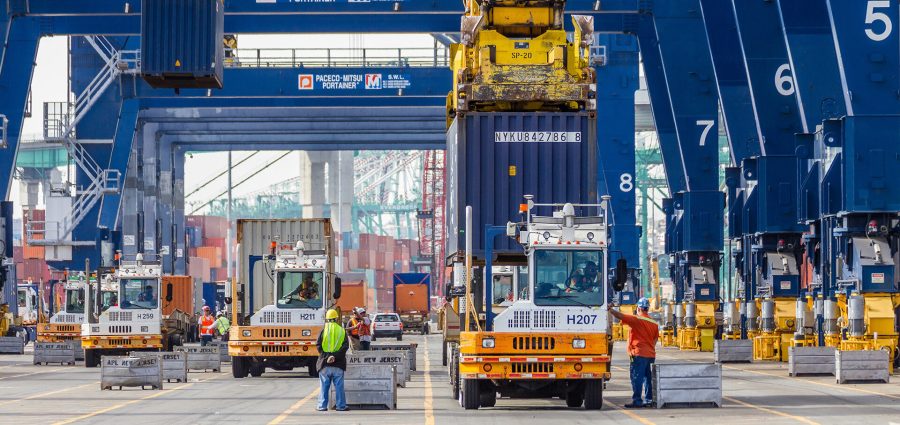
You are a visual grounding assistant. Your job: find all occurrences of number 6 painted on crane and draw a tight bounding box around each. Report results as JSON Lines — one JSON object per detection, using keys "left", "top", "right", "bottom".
{"left": 696, "top": 120, "right": 715, "bottom": 147}
{"left": 866, "top": 0, "right": 893, "bottom": 42}
{"left": 775, "top": 64, "right": 795, "bottom": 96}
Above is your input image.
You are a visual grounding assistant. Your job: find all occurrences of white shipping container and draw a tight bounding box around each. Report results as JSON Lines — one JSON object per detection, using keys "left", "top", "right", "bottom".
{"left": 235, "top": 218, "right": 334, "bottom": 316}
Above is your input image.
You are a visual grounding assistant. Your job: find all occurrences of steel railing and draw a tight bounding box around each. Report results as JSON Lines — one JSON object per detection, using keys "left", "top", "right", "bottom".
{"left": 224, "top": 47, "right": 450, "bottom": 68}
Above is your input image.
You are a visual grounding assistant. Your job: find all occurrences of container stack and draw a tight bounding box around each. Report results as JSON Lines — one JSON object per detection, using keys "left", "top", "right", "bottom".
{"left": 185, "top": 215, "right": 229, "bottom": 285}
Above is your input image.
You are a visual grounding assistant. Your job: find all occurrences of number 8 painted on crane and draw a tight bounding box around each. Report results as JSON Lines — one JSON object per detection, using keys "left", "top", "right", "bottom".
{"left": 866, "top": 0, "right": 893, "bottom": 42}
{"left": 619, "top": 173, "right": 634, "bottom": 193}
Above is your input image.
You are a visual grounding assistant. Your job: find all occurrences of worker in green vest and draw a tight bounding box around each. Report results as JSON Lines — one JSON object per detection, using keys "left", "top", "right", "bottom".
{"left": 214, "top": 311, "right": 231, "bottom": 342}
{"left": 315, "top": 309, "right": 349, "bottom": 411}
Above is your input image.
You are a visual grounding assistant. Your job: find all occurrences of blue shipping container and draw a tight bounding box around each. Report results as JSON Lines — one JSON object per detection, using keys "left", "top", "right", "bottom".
{"left": 446, "top": 112, "right": 598, "bottom": 261}
{"left": 141, "top": 0, "right": 225, "bottom": 89}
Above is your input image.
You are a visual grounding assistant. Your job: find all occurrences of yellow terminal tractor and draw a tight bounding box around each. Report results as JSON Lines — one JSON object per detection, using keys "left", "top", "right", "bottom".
{"left": 228, "top": 218, "right": 340, "bottom": 378}
{"left": 455, "top": 197, "right": 625, "bottom": 410}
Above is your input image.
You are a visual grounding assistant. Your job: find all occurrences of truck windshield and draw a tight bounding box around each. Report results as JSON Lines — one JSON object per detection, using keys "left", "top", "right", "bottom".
{"left": 492, "top": 274, "right": 514, "bottom": 305}
{"left": 533, "top": 249, "right": 603, "bottom": 307}
{"left": 101, "top": 290, "right": 119, "bottom": 312}
{"left": 517, "top": 266, "right": 529, "bottom": 300}
{"left": 120, "top": 279, "right": 159, "bottom": 309}
{"left": 65, "top": 288, "right": 85, "bottom": 314}
{"left": 277, "top": 271, "right": 324, "bottom": 309}
{"left": 17, "top": 289, "right": 27, "bottom": 308}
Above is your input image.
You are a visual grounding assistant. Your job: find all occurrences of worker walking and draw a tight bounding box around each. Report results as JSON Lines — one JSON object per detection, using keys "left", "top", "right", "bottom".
{"left": 316, "top": 309, "right": 350, "bottom": 412}
{"left": 346, "top": 308, "right": 362, "bottom": 352}
{"left": 610, "top": 297, "right": 659, "bottom": 408}
{"left": 198, "top": 306, "right": 216, "bottom": 346}
{"left": 356, "top": 308, "right": 372, "bottom": 350}
{"left": 214, "top": 311, "right": 231, "bottom": 342}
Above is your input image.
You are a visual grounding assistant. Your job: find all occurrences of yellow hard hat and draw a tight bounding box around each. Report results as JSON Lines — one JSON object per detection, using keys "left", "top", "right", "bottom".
{"left": 325, "top": 309, "right": 339, "bottom": 320}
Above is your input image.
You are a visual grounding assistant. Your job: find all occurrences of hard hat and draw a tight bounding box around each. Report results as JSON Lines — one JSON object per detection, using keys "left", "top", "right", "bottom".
{"left": 637, "top": 297, "right": 650, "bottom": 310}
{"left": 202, "top": 305, "right": 211, "bottom": 311}
{"left": 358, "top": 308, "right": 366, "bottom": 314}
{"left": 217, "top": 311, "right": 224, "bottom": 317}
{"left": 326, "top": 309, "right": 339, "bottom": 320}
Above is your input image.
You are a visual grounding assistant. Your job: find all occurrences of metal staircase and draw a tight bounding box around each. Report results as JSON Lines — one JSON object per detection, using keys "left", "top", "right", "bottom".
{"left": 27, "top": 36, "right": 139, "bottom": 246}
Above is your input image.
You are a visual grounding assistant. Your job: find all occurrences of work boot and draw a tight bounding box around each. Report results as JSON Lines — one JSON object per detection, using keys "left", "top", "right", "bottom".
{"left": 624, "top": 402, "right": 644, "bottom": 409}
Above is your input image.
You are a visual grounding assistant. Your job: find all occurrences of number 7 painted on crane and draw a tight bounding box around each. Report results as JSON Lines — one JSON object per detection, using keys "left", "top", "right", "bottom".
{"left": 697, "top": 120, "right": 715, "bottom": 146}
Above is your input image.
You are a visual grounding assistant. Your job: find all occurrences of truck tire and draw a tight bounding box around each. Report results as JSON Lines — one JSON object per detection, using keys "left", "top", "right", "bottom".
{"left": 249, "top": 363, "right": 264, "bottom": 377}
{"left": 479, "top": 388, "right": 496, "bottom": 407}
{"left": 308, "top": 365, "right": 319, "bottom": 378}
{"left": 232, "top": 357, "right": 250, "bottom": 378}
{"left": 84, "top": 349, "right": 100, "bottom": 368}
{"left": 397, "top": 334, "right": 403, "bottom": 341}
{"left": 451, "top": 363, "right": 460, "bottom": 400}
{"left": 583, "top": 379, "right": 604, "bottom": 410}
{"left": 422, "top": 324, "right": 428, "bottom": 335}
{"left": 442, "top": 341, "right": 448, "bottom": 366}
{"left": 462, "top": 378, "right": 480, "bottom": 409}
{"left": 565, "top": 388, "right": 584, "bottom": 407}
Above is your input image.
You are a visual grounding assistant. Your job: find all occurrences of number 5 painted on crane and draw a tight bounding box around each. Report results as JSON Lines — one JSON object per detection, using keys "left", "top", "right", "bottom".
{"left": 866, "top": 0, "right": 893, "bottom": 42}
{"left": 696, "top": 120, "right": 715, "bottom": 147}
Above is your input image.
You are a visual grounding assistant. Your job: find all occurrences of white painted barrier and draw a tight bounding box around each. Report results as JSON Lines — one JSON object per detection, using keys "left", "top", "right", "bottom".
{"left": 714, "top": 340, "right": 753, "bottom": 363}
{"left": 329, "top": 364, "right": 397, "bottom": 410}
{"left": 100, "top": 356, "right": 163, "bottom": 390}
{"left": 836, "top": 350, "right": 890, "bottom": 384}
{"left": 0, "top": 336, "right": 24, "bottom": 354}
{"left": 370, "top": 343, "right": 417, "bottom": 371}
{"left": 788, "top": 346, "right": 835, "bottom": 376}
{"left": 176, "top": 345, "right": 222, "bottom": 372}
{"left": 132, "top": 351, "right": 189, "bottom": 383}
{"left": 33, "top": 342, "right": 76, "bottom": 365}
{"left": 653, "top": 363, "right": 722, "bottom": 408}
{"left": 347, "top": 351, "right": 410, "bottom": 387}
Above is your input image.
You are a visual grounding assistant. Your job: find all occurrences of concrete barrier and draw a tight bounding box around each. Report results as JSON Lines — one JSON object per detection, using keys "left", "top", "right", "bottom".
{"left": 370, "top": 343, "right": 417, "bottom": 371}
{"left": 132, "top": 351, "right": 188, "bottom": 383}
{"left": 653, "top": 363, "right": 722, "bottom": 408}
{"left": 836, "top": 350, "right": 890, "bottom": 384}
{"left": 33, "top": 342, "right": 76, "bottom": 365}
{"left": 215, "top": 341, "right": 230, "bottom": 363}
{"left": 74, "top": 342, "right": 85, "bottom": 361}
{"left": 176, "top": 346, "right": 222, "bottom": 372}
{"left": 329, "top": 364, "right": 397, "bottom": 410}
{"left": 0, "top": 336, "right": 24, "bottom": 354}
{"left": 714, "top": 340, "right": 753, "bottom": 363}
{"left": 788, "top": 346, "right": 835, "bottom": 376}
{"left": 100, "top": 356, "right": 163, "bottom": 390}
{"left": 347, "top": 351, "right": 410, "bottom": 387}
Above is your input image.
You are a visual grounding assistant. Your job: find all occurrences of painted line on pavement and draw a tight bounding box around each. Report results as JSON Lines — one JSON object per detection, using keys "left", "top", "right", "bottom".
{"left": 722, "top": 364, "right": 900, "bottom": 401}
{"left": 268, "top": 387, "right": 320, "bottom": 425}
{"left": 724, "top": 396, "right": 821, "bottom": 425}
{"left": 52, "top": 373, "right": 226, "bottom": 425}
{"left": 0, "top": 382, "right": 97, "bottom": 408}
{"left": 0, "top": 367, "right": 67, "bottom": 381}
{"left": 0, "top": 363, "right": 29, "bottom": 369}
{"left": 424, "top": 336, "right": 435, "bottom": 425}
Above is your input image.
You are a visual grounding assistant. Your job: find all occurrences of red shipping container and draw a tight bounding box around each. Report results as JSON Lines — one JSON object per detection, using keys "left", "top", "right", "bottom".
{"left": 186, "top": 215, "right": 204, "bottom": 228}
{"left": 23, "top": 245, "right": 44, "bottom": 260}
{"left": 15, "top": 261, "right": 24, "bottom": 282}
{"left": 13, "top": 246, "right": 23, "bottom": 262}
{"left": 203, "top": 216, "right": 228, "bottom": 239}
{"left": 359, "top": 234, "right": 374, "bottom": 250}
{"left": 204, "top": 237, "right": 226, "bottom": 250}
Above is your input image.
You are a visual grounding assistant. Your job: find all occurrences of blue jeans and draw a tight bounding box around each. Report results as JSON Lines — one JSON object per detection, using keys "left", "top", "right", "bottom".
{"left": 317, "top": 366, "right": 347, "bottom": 410}
{"left": 200, "top": 335, "right": 212, "bottom": 346}
{"left": 630, "top": 356, "right": 655, "bottom": 405}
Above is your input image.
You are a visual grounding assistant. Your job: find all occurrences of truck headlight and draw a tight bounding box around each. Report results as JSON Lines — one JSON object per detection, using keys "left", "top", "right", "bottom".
{"left": 242, "top": 330, "right": 252, "bottom": 337}
{"left": 572, "top": 338, "right": 586, "bottom": 349}
{"left": 302, "top": 330, "right": 311, "bottom": 337}
{"left": 481, "top": 337, "right": 495, "bottom": 348}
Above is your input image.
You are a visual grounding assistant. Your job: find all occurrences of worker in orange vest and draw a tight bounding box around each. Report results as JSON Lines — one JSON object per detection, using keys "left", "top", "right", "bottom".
{"left": 610, "top": 297, "right": 659, "bottom": 408}
{"left": 198, "top": 306, "right": 216, "bottom": 346}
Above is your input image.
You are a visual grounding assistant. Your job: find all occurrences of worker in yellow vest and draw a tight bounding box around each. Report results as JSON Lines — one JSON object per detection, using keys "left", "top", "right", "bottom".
{"left": 316, "top": 309, "right": 349, "bottom": 412}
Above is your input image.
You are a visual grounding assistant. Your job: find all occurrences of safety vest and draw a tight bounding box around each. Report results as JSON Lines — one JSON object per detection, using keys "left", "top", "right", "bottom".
{"left": 322, "top": 322, "right": 346, "bottom": 353}
{"left": 200, "top": 315, "right": 215, "bottom": 336}
{"left": 357, "top": 318, "right": 371, "bottom": 337}
{"left": 216, "top": 317, "right": 231, "bottom": 334}
{"left": 348, "top": 318, "right": 361, "bottom": 337}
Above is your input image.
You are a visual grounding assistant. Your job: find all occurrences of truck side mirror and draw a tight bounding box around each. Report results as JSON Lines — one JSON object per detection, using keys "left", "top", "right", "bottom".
{"left": 333, "top": 277, "right": 342, "bottom": 299}
{"left": 165, "top": 283, "right": 173, "bottom": 302}
{"left": 224, "top": 297, "right": 232, "bottom": 305}
{"left": 445, "top": 283, "right": 452, "bottom": 299}
{"left": 613, "top": 259, "right": 628, "bottom": 292}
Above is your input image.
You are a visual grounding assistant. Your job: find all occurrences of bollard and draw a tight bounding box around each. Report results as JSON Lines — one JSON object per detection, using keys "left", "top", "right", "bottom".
{"left": 329, "top": 364, "right": 397, "bottom": 410}
{"left": 176, "top": 345, "right": 222, "bottom": 372}
{"left": 0, "top": 336, "right": 25, "bottom": 354}
{"left": 788, "top": 346, "right": 835, "bottom": 376}
{"left": 347, "top": 351, "right": 410, "bottom": 387}
{"left": 100, "top": 356, "right": 163, "bottom": 390}
{"left": 370, "top": 343, "right": 418, "bottom": 371}
{"left": 33, "top": 342, "right": 76, "bottom": 365}
{"left": 132, "top": 351, "right": 189, "bottom": 383}
{"left": 714, "top": 340, "right": 753, "bottom": 363}
{"left": 653, "top": 363, "right": 722, "bottom": 408}
{"left": 835, "top": 350, "right": 890, "bottom": 384}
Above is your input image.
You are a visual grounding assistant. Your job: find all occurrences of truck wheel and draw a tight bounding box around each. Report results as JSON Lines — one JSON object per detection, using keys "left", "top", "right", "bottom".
{"left": 84, "top": 349, "right": 100, "bottom": 368}
{"left": 442, "top": 341, "right": 448, "bottom": 366}
{"left": 308, "top": 365, "right": 319, "bottom": 378}
{"left": 422, "top": 324, "right": 428, "bottom": 335}
{"left": 462, "top": 378, "right": 480, "bottom": 410}
{"left": 566, "top": 388, "right": 585, "bottom": 407}
{"left": 397, "top": 334, "right": 403, "bottom": 341}
{"left": 583, "top": 379, "right": 604, "bottom": 410}
{"left": 451, "top": 362, "right": 460, "bottom": 400}
{"left": 249, "top": 363, "right": 264, "bottom": 377}
{"left": 479, "top": 387, "right": 496, "bottom": 407}
{"left": 232, "top": 357, "right": 249, "bottom": 378}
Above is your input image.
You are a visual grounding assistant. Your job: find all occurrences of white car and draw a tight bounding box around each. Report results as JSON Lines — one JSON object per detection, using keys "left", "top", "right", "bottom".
{"left": 372, "top": 313, "right": 403, "bottom": 341}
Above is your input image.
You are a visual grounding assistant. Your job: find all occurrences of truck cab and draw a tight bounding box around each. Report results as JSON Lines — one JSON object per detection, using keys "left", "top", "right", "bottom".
{"left": 16, "top": 282, "right": 38, "bottom": 343}
{"left": 456, "top": 199, "right": 612, "bottom": 410}
{"left": 38, "top": 275, "right": 90, "bottom": 343}
{"left": 81, "top": 256, "right": 185, "bottom": 367}
{"left": 229, "top": 240, "right": 340, "bottom": 378}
